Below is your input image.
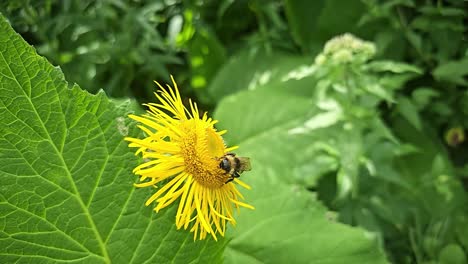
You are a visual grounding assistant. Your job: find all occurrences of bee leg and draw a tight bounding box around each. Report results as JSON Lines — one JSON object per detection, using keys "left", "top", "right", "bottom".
{"left": 233, "top": 171, "right": 240, "bottom": 178}
{"left": 225, "top": 177, "right": 234, "bottom": 184}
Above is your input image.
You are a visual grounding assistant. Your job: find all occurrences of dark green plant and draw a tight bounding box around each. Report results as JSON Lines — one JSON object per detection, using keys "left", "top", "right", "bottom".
{"left": 1, "top": 0, "right": 468, "bottom": 263}
{"left": 359, "top": 0, "right": 468, "bottom": 149}
{"left": 1, "top": 0, "right": 184, "bottom": 99}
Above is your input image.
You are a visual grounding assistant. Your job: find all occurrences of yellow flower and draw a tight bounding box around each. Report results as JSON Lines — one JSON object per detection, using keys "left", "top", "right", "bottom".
{"left": 125, "top": 76, "right": 254, "bottom": 240}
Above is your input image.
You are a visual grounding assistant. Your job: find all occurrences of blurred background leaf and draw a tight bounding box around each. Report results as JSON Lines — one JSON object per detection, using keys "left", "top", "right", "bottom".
{"left": 0, "top": 15, "right": 225, "bottom": 263}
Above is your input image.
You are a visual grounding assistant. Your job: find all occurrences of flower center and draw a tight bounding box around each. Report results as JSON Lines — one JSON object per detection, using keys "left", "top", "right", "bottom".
{"left": 179, "top": 119, "right": 230, "bottom": 188}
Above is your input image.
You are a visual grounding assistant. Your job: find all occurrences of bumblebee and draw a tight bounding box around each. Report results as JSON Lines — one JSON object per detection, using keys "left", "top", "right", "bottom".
{"left": 219, "top": 153, "right": 251, "bottom": 183}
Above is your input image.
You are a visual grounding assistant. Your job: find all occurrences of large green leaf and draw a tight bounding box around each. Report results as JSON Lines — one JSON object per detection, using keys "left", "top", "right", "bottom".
{"left": 0, "top": 15, "right": 224, "bottom": 263}
{"left": 215, "top": 89, "right": 389, "bottom": 263}
{"left": 207, "top": 47, "right": 313, "bottom": 102}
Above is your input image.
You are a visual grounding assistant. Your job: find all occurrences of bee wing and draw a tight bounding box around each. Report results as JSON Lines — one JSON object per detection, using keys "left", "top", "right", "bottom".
{"left": 238, "top": 157, "right": 252, "bottom": 171}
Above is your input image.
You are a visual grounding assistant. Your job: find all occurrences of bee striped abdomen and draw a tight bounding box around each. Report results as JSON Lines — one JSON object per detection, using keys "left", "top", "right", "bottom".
{"left": 234, "top": 157, "right": 241, "bottom": 170}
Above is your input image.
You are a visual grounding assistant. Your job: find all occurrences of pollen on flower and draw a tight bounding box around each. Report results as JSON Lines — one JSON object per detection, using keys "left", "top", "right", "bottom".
{"left": 179, "top": 119, "right": 230, "bottom": 188}
{"left": 124, "top": 75, "right": 253, "bottom": 241}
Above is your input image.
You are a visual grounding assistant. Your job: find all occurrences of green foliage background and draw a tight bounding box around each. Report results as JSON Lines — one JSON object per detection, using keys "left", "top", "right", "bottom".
{"left": 1, "top": 0, "right": 468, "bottom": 263}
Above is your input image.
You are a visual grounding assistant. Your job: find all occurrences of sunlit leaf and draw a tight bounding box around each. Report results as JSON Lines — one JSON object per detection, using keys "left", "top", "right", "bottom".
{"left": 0, "top": 15, "right": 224, "bottom": 263}
{"left": 365, "top": 61, "right": 422, "bottom": 74}
{"left": 207, "top": 48, "right": 313, "bottom": 101}
{"left": 215, "top": 89, "right": 389, "bottom": 264}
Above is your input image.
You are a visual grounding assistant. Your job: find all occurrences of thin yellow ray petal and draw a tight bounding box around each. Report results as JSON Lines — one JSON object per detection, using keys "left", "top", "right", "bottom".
{"left": 207, "top": 190, "right": 232, "bottom": 221}
{"left": 192, "top": 101, "right": 199, "bottom": 117}
{"left": 202, "top": 112, "right": 208, "bottom": 121}
{"left": 163, "top": 85, "right": 185, "bottom": 118}
{"left": 183, "top": 181, "right": 196, "bottom": 229}
{"left": 225, "top": 146, "right": 239, "bottom": 152}
{"left": 171, "top": 75, "right": 185, "bottom": 115}
{"left": 155, "top": 92, "right": 179, "bottom": 115}
{"left": 191, "top": 221, "right": 199, "bottom": 241}
{"left": 153, "top": 91, "right": 180, "bottom": 118}
{"left": 228, "top": 184, "right": 245, "bottom": 200}
{"left": 219, "top": 191, "right": 235, "bottom": 220}
{"left": 137, "top": 125, "right": 156, "bottom": 137}
{"left": 187, "top": 98, "right": 198, "bottom": 119}
{"left": 143, "top": 165, "right": 185, "bottom": 179}
{"left": 142, "top": 152, "right": 183, "bottom": 161}
{"left": 128, "top": 114, "right": 164, "bottom": 131}
{"left": 125, "top": 138, "right": 180, "bottom": 154}
{"left": 134, "top": 178, "right": 158, "bottom": 188}
{"left": 153, "top": 80, "right": 165, "bottom": 90}
{"left": 132, "top": 159, "right": 162, "bottom": 172}
{"left": 144, "top": 107, "right": 183, "bottom": 134}
{"left": 145, "top": 173, "right": 185, "bottom": 206}
{"left": 135, "top": 163, "right": 184, "bottom": 177}
{"left": 234, "top": 178, "right": 252, "bottom": 190}
{"left": 155, "top": 174, "right": 188, "bottom": 210}
{"left": 170, "top": 75, "right": 182, "bottom": 103}
{"left": 176, "top": 176, "right": 193, "bottom": 228}
{"left": 155, "top": 188, "right": 185, "bottom": 211}
{"left": 230, "top": 199, "right": 255, "bottom": 210}
{"left": 193, "top": 184, "right": 213, "bottom": 234}
{"left": 206, "top": 190, "right": 225, "bottom": 236}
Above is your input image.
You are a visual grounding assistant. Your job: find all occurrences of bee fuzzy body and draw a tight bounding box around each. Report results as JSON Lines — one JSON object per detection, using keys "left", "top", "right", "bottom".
{"left": 219, "top": 153, "right": 251, "bottom": 183}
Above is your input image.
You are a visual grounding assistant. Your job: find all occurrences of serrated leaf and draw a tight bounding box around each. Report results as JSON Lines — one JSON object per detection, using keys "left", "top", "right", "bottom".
{"left": 0, "top": 15, "right": 224, "bottom": 263}
{"left": 215, "top": 89, "right": 389, "bottom": 264}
